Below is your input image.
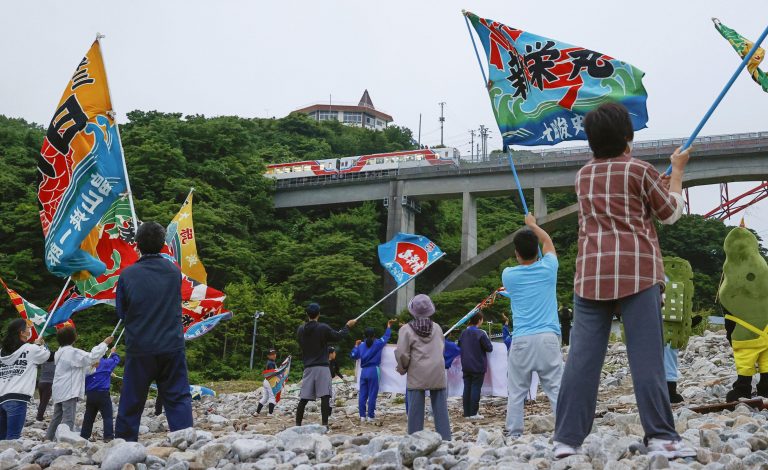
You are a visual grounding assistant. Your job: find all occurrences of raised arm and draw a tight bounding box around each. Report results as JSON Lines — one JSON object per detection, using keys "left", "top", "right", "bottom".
{"left": 524, "top": 213, "right": 555, "bottom": 257}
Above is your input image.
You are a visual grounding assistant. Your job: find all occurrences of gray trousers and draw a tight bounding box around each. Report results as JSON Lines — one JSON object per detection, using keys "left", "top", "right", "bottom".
{"left": 406, "top": 389, "right": 451, "bottom": 441}
{"left": 506, "top": 332, "right": 563, "bottom": 434}
{"left": 45, "top": 397, "right": 78, "bottom": 440}
{"left": 554, "top": 285, "right": 679, "bottom": 446}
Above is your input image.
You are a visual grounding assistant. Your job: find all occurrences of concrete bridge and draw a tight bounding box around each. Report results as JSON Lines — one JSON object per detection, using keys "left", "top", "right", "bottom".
{"left": 273, "top": 132, "right": 768, "bottom": 312}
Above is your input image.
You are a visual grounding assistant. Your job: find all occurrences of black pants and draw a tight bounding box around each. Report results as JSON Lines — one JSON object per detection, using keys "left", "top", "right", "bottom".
{"left": 115, "top": 351, "right": 193, "bottom": 441}
{"left": 36, "top": 382, "right": 52, "bottom": 421}
{"left": 462, "top": 372, "right": 484, "bottom": 417}
{"left": 80, "top": 390, "right": 114, "bottom": 440}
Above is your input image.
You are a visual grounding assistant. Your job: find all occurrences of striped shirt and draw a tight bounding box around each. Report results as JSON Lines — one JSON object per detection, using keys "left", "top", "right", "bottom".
{"left": 574, "top": 153, "right": 684, "bottom": 300}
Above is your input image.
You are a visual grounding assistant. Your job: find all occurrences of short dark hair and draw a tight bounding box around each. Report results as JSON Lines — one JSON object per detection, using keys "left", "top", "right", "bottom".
{"left": 136, "top": 221, "right": 166, "bottom": 254}
{"left": 56, "top": 325, "right": 77, "bottom": 346}
{"left": 513, "top": 228, "right": 539, "bottom": 261}
{"left": 468, "top": 312, "right": 483, "bottom": 325}
{"left": 306, "top": 303, "right": 320, "bottom": 319}
{"left": 584, "top": 102, "right": 634, "bottom": 159}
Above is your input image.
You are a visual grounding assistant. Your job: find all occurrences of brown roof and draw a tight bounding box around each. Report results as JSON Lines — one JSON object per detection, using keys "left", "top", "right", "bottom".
{"left": 358, "top": 89, "right": 374, "bottom": 109}
{"left": 293, "top": 104, "right": 393, "bottom": 122}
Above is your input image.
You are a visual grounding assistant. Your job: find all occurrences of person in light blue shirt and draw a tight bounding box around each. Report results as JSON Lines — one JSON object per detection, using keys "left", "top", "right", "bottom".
{"left": 501, "top": 213, "right": 564, "bottom": 436}
{"left": 351, "top": 320, "right": 393, "bottom": 422}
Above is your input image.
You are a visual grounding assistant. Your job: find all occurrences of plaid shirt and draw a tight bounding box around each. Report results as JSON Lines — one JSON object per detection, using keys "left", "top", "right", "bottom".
{"left": 574, "top": 153, "right": 684, "bottom": 300}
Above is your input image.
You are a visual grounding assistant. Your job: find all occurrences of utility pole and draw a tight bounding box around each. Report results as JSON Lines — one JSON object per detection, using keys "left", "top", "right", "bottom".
{"left": 479, "top": 125, "right": 488, "bottom": 161}
{"left": 418, "top": 113, "right": 422, "bottom": 148}
{"left": 438, "top": 102, "right": 446, "bottom": 147}
{"left": 469, "top": 129, "right": 475, "bottom": 162}
{"left": 249, "top": 311, "right": 265, "bottom": 370}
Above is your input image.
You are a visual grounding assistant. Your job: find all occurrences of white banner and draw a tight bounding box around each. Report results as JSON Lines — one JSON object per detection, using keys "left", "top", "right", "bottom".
{"left": 356, "top": 342, "right": 538, "bottom": 399}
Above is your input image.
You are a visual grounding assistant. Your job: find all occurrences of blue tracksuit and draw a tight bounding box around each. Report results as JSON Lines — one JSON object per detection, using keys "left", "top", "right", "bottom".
{"left": 502, "top": 324, "right": 512, "bottom": 350}
{"left": 444, "top": 339, "right": 461, "bottom": 369}
{"left": 351, "top": 328, "right": 391, "bottom": 418}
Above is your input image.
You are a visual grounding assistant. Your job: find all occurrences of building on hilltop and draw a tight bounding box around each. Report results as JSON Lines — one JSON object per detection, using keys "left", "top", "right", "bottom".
{"left": 293, "top": 90, "right": 393, "bottom": 131}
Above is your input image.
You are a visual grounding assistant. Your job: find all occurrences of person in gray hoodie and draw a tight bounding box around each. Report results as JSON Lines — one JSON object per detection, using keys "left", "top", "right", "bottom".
{"left": 395, "top": 294, "right": 452, "bottom": 441}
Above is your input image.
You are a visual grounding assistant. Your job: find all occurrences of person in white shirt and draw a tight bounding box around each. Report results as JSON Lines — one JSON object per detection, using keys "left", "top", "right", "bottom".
{"left": 0, "top": 319, "right": 51, "bottom": 440}
{"left": 45, "top": 326, "right": 111, "bottom": 441}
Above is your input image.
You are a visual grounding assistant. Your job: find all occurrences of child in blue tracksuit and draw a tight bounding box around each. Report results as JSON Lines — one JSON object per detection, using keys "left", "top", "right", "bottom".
{"left": 501, "top": 314, "right": 513, "bottom": 350}
{"left": 80, "top": 348, "right": 120, "bottom": 441}
{"left": 443, "top": 325, "right": 461, "bottom": 369}
{"left": 351, "top": 320, "right": 393, "bottom": 422}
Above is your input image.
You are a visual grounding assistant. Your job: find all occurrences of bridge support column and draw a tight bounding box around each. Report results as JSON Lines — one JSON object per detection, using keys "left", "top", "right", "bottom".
{"left": 461, "top": 192, "right": 477, "bottom": 263}
{"left": 385, "top": 181, "right": 416, "bottom": 315}
{"left": 534, "top": 187, "right": 548, "bottom": 218}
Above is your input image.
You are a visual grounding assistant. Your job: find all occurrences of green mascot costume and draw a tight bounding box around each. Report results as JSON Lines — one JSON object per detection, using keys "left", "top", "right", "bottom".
{"left": 719, "top": 226, "right": 768, "bottom": 401}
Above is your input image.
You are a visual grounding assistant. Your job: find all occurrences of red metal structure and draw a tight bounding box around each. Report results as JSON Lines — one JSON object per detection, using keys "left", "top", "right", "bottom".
{"left": 703, "top": 182, "right": 768, "bottom": 220}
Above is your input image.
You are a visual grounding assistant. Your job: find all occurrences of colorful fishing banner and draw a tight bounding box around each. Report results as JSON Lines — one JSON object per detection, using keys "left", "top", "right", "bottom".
{"left": 74, "top": 195, "right": 138, "bottom": 301}
{"left": 184, "top": 311, "right": 232, "bottom": 341}
{"left": 179, "top": 271, "right": 227, "bottom": 334}
{"left": 166, "top": 190, "right": 208, "bottom": 284}
{"left": 378, "top": 233, "right": 444, "bottom": 286}
{"left": 263, "top": 356, "right": 291, "bottom": 403}
{"left": 714, "top": 18, "right": 768, "bottom": 93}
{"left": 464, "top": 11, "right": 648, "bottom": 147}
{"left": 38, "top": 39, "right": 129, "bottom": 279}
{"left": 46, "top": 286, "right": 109, "bottom": 327}
{"left": 1, "top": 279, "right": 74, "bottom": 340}
{"left": 444, "top": 287, "right": 507, "bottom": 336}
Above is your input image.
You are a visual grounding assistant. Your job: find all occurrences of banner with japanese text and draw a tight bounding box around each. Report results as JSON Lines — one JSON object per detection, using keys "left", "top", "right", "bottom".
{"left": 465, "top": 11, "right": 648, "bottom": 147}
{"left": 166, "top": 191, "right": 208, "bottom": 283}
{"left": 38, "top": 39, "right": 128, "bottom": 278}
{"left": 378, "top": 233, "right": 444, "bottom": 286}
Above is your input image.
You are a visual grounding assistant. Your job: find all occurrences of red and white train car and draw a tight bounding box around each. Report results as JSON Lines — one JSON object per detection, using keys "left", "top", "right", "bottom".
{"left": 265, "top": 148, "right": 457, "bottom": 180}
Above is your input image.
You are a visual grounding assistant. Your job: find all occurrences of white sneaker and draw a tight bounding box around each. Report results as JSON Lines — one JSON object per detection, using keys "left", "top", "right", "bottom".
{"left": 360, "top": 417, "right": 366, "bottom": 423}
{"left": 366, "top": 417, "right": 374, "bottom": 423}
{"left": 467, "top": 414, "right": 484, "bottom": 421}
{"left": 553, "top": 441, "right": 582, "bottom": 459}
{"left": 647, "top": 438, "right": 696, "bottom": 459}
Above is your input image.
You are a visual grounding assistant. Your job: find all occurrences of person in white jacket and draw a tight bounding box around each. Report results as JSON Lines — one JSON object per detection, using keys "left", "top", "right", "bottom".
{"left": 45, "top": 326, "right": 112, "bottom": 441}
{"left": 0, "top": 319, "right": 51, "bottom": 440}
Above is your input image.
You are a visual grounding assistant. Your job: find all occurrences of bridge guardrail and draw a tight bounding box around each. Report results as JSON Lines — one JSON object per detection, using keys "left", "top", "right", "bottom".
{"left": 274, "top": 132, "right": 768, "bottom": 190}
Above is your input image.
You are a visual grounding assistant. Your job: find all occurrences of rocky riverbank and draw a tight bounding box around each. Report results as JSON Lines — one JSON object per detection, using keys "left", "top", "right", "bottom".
{"left": 9, "top": 329, "right": 768, "bottom": 469}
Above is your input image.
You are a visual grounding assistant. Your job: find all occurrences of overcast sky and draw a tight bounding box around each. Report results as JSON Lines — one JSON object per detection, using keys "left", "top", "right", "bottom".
{"left": 2, "top": 1, "right": 767, "bottom": 238}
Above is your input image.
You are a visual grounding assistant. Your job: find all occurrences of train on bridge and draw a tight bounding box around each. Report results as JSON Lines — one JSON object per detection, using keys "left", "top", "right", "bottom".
{"left": 264, "top": 148, "right": 460, "bottom": 180}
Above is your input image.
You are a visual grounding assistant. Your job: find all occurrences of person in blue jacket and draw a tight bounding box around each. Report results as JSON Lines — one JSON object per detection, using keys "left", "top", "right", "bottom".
{"left": 501, "top": 314, "right": 513, "bottom": 351}
{"left": 351, "top": 319, "right": 394, "bottom": 423}
{"left": 80, "top": 347, "right": 120, "bottom": 441}
{"left": 442, "top": 325, "right": 461, "bottom": 369}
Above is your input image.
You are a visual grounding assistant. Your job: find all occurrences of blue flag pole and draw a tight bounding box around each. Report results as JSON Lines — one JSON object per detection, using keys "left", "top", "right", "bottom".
{"left": 463, "top": 11, "right": 532, "bottom": 215}
{"left": 664, "top": 22, "right": 768, "bottom": 175}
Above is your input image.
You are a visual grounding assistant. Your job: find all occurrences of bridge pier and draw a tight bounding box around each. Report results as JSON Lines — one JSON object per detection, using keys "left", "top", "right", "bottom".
{"left": 385, "top": 181, "right": 416, "bottom": 315}
{"left": 534, "top": 187, "right": 547, "bottom": 218}
{"left": 461, "top": 192, "right": 477, "bottom": 263}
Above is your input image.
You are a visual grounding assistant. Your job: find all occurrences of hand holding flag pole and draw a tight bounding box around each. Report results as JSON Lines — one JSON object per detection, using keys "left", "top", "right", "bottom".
{"left": 664, "top": 22, "right": 768, "bottom": 175}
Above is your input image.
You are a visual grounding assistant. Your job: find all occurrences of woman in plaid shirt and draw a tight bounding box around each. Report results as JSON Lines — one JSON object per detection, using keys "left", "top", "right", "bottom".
{"left": 552, "top": 103, "right": 695, "bottom": 460}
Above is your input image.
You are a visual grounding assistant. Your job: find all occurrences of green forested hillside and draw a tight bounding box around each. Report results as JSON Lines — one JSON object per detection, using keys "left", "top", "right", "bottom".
{"left": 0, "top": 112, "right": 746, "bottom": 382}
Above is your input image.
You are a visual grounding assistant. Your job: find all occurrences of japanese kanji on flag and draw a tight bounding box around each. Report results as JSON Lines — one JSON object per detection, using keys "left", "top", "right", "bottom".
{"left": 378, "top": 233, "right": 444, "bottom": 286}
{"left": 38, "top": 39, "right": 129, "bottom": 279}
{"left": 464, "top": 11, "right": 648, "bottom": 147}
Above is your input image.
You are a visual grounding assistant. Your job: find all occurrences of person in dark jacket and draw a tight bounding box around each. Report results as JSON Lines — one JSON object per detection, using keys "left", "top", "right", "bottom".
{"left": 80, "top": 348, "right": 120, "bottom": 441}
{"left": 458, "top": 312, "right": 493, "bottom": 419}
{"left": 36, "top": 354, "right": 55, "bottom": 421}
{"left": 295, "top": 303, "right": 356, "bottom": 427}
{"left": 114, "top": 221, "right": 192, "bottom": 441}
{"left": 558, "top": 306, "right": 573, "bottom": 346}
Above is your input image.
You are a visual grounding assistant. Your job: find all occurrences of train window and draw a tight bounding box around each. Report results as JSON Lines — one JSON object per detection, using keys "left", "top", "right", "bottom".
{"left": 376, "top": 158, "right": 385, "bottom": 164}
{"left": 366, "top": 159, "right": 375, "bottom": 165}
{"left": 406, "top": 156, "right": 414, "bottom": 161}
{"left": 416, "top": 155, "right": 424, "bottom": 160}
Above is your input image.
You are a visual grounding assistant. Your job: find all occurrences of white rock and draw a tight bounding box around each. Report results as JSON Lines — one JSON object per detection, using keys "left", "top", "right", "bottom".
{"left": 232, "top": 439, "right": 269, "bottom": 461}
{"left": 101, "top": 442, "right": 148, "bottom": 470}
